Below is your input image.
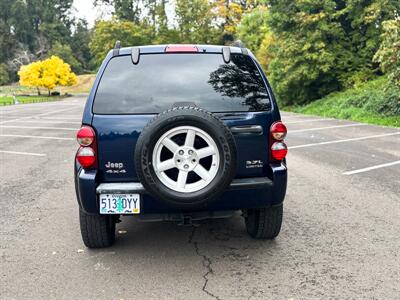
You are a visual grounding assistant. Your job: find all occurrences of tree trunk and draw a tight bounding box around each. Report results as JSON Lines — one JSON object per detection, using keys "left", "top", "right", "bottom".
{"left": 37, "top": 87, "right": 41, "bottom": 96}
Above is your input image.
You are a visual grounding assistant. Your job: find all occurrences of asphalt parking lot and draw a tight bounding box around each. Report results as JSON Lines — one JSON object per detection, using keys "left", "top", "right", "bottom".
{"left": 1, "top": 96, "right": 399, "bottom": 299}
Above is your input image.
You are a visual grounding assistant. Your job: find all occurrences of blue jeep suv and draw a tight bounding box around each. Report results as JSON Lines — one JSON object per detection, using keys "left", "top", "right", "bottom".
{"left": 75, "top": 44, "right": 288, "bottom": 248}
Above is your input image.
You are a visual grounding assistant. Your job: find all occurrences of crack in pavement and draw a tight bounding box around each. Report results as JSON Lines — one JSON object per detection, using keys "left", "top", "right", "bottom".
{"left": 188, "top": 226, "right": 222, "bottom": 300}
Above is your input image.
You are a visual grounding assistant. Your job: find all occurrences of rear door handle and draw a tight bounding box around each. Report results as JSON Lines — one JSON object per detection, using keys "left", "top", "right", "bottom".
{"left": 230, "top": 125, "right": 263, "bottom": 135}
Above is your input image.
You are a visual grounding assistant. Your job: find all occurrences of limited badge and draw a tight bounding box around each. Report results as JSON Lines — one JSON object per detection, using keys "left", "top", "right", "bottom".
{"left": 246, "top": 160, "right": 263, "bottom": 168}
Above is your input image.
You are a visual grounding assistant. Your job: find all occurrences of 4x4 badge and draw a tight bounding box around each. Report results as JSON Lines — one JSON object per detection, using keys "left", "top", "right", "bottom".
{"left": 105, "top": 161, "right": 126, "bottom": 173}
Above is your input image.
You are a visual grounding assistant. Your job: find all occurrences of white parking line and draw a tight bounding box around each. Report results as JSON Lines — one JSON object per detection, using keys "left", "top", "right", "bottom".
{"left": 280, "top": 112, "right": 306, "bottom": 117}
{"left": 289, "top": 132, "right": 400, "bottom": 149}
{"left": 0, "top": 100, "right": 83, "bottom": 109}
{"left": 11, "top": 120, "right": 82, "bottom": 125}
{"left": 289, "top": 123, "right": 367, "bottom": 133}
{"left": 0, "top": 150, "right": 46, "bottom": 157}
{"left": 0, "top": 106, "right": 70, "bottom": 114}
{"left": 284, "top": 118, "right": 333, "bottom": 124}
{"left": 0, "top": 109, "right": 43, "bottom": 114}
{"left": 0, "top": 107, "right": 80, "bottom": 124}
{"left": 57, "top": 114, "right": 83, "bottom": 117}
{"left": 0, "top": 134, "right": 74, "bottom": 140}
{"left": 343, "top": 160, "right": 400, "bottom": 175}
{"left": 0, "top": 104, "right": 81, "bottom": 113}
{"left": 1, "top": 125, "right": 77, "bottom": 131}
{"left": 37, "top": 117, "right": 82, "bottom": 121}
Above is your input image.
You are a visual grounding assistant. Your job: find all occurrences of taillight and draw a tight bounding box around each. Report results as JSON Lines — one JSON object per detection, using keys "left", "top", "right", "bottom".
{"left": 76, "top": 126, "right": 97, "bottom": 169}
{"left": 76, "top": 147, "right": 96, "bottom": 168}
{"left": 271, "top": 142, "right": 288, "bottom": 161}
{"left": 270, "top": 121, "right": 288, "bottom": 162}
{"left": 77, "top": 126, "right": 95, "bottom": 146}
{"left": 270, "top": 122, "right": 287, "bottom": 140}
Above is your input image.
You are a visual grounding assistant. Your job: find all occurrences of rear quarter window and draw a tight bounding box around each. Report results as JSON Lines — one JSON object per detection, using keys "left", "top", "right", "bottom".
{"left": 93, "top": 53, "right": 271, "bottom": 114}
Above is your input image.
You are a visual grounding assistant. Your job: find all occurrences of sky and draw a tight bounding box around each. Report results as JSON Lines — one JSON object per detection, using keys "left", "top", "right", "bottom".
{"left": 72, "top": 0, "right": 175, "bottom": 28}
{"left": 72, "top": 0, "right": 112, "bottom": 28}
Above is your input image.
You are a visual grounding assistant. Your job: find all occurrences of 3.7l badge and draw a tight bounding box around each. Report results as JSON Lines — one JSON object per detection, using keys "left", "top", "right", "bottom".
{"left": 246, "top": 160, "right": 263, "bottom": 168}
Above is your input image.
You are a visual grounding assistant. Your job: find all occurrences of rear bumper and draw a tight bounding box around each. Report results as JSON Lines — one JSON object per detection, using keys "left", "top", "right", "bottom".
{"left": 75, "top": 163, "right": 287, "bottom": 214}
{"left": 96, "top": 177, "right": 273, "bottom": 194}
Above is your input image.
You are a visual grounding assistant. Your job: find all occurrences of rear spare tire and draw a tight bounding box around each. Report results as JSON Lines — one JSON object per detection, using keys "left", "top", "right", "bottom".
{"left": 134, "top": 106, "right": 237, "bottom": 208}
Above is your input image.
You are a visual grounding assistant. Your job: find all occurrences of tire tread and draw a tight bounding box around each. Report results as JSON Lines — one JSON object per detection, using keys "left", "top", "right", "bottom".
{"left": 245, "top": 204, "right": 283, "bottom": 239}
{"left": 79, "top": 209, "right": 115, "bottom": 248}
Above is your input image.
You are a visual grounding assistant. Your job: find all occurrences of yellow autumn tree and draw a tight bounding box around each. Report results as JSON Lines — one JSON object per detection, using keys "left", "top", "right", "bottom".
{"left": 215, "top": 0, "right": 243, "bottom": 35}
{"left": 18, "top": 56, "right": 77, "bottom": 95}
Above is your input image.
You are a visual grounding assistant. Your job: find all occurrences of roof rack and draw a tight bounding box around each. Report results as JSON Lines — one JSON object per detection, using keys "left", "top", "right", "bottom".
{"left": 231, "top": 40, "right": 245, "bottom": 48}
{"left": 113, "top": 40, "right": 121, "bottom": 56}
{"left": 222, "top": 46, "right": 231, "bottom": 63}
{"left": 131, "top": 47, "right": 140, "bottom": 64}
{"left": 231, "top": 40, "right": 248, "bottom": 55}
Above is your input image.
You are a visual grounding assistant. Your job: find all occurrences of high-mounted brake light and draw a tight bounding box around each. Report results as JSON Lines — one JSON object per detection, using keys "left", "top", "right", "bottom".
{"left": 165, "top": 45, "right": 198, "bottom": 53}
{"left": 270, "top": 121, "right": 288, "bottom": 162}
{"left": 76, "top": 126, "right": 97, "bottom": 169}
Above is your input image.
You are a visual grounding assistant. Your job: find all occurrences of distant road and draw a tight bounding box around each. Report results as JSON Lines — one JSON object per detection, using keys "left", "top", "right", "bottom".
{"left": 1, "top": 97, "right": 399, "bottom": 299}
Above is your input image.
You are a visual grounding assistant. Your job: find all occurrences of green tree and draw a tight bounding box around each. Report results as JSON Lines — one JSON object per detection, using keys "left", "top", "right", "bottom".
{"left": 94, "top": 0, "right": 141, "bottom": 22}
{"left": 90, "top": 19, "right": 152, "bottom": 68}
{"left": 175, "top": 0, "right": 219, "bottom": 44}
{"left": 265, "top": 0, "right": 344, "bottom": 105}
{"left": 25, "top": 0, "right": 74, "bottom": 50}
{"left": 237, "top": 6, "right": 269, "bottom": 52}
{"left": 255, "top": 31, "right": 276, "bottom": 71}
{"left": 0, "top": 0, "right": 99, "bottom": 84}
{"left": 373, "top": 18, "right": 400, "bottom": 117}
{"left": 48, "top": 42, "right": 82, "bottom": 73}
{"left": 0, "top": 63, "right": 10, "bottom": 85}
{"left": 0, "top": 0, "right": 76, "bottom": 81}
{"left": 0, "top": 1, "right": 18, "bottom": 62}
{"left": 144, "top": 0, "right": 157, "bottom": 37}
{"left": 154, "top": 0, "right": 180, "bottom": 43}
{"left": 70, "top": 20, "right": 93, "bottom": 73}
{"left": 262, "top": 0, "right": 400, "bottom": 106}
{"left": 374, "top": 19, "right": 400, "bottom": 88}
{"left": 334, "top": 0, "right": 400, "bottom": 87}
{"left": 214, "top": 0, "right": 261, "bottom": 44}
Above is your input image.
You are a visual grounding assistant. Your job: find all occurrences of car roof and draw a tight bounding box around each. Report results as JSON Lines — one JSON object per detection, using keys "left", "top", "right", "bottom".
{"left": 117, "top": 44, "right": 247, "bottom": 55}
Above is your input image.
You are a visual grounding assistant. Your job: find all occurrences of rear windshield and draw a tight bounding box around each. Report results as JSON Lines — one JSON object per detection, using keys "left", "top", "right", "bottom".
{"left": 93, "top": 53, "right": 271, "bottom": 114}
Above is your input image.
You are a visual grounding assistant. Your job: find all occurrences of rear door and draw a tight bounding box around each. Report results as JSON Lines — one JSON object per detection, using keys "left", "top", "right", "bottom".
{"left": 91, "top": 51, "right": 275, "bottom": 182}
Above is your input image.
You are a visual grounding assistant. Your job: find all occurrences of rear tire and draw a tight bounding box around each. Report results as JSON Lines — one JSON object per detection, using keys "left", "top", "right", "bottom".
{"left": 244, "top": 204, "right": 283, "bottom": 239}
{"left": 79, "top": 209, "right": 116, "bottom": 248}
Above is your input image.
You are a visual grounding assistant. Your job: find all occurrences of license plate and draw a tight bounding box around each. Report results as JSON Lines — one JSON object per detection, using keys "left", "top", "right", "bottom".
{"left": 99, "top": 194, "right": 140, "bottom": 214}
